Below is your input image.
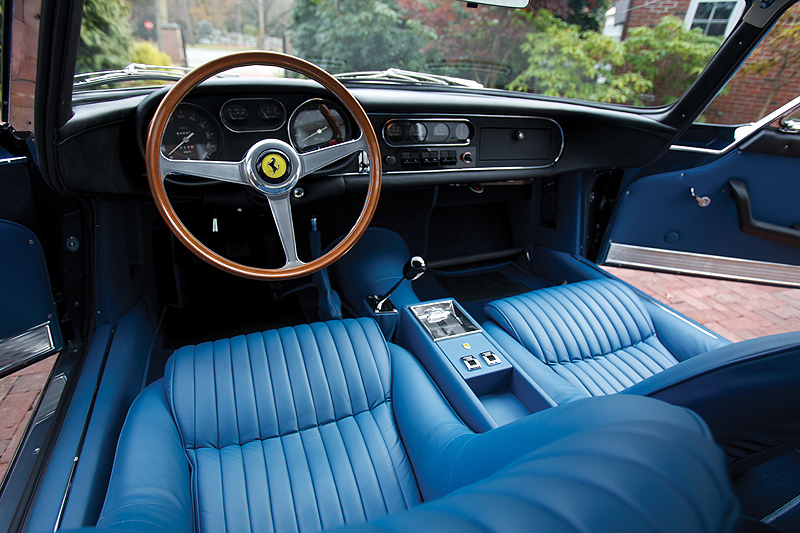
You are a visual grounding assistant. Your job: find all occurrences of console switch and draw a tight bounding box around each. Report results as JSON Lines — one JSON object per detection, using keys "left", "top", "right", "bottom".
{"left": 481, "top": 351, "right": 501, "bottom": 366}
{"left": 461, "top": 355, "right": 482, "bottom": 371}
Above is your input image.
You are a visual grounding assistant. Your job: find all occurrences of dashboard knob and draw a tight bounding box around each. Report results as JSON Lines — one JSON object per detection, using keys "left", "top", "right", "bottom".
{"left": 514, "top": 130, "right": 525, "bottom": 141}
{"left": 461, "top": 151, "right": 474, "bottom": 164}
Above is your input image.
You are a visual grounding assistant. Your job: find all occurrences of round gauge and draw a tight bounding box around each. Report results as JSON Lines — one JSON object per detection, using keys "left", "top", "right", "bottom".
{"left": 290, "top": 99, "right": 349, "bottom": 153}
{"left": 455, "top": 123, "right": 471, "bottom": 142}
{"left": 385, "top": 122, "right": 404, "bottom": 143}
{"left": 258, "top": 101, "right": 285, "bottom": 128}
{"left": 409, "top": 122, "right": 427, "bottom": 142}
{"left": 432, "top": 123, "right": 450, "bottom": 142}
{"left": 161, "top": 105, "right": 221, "bottom": 160}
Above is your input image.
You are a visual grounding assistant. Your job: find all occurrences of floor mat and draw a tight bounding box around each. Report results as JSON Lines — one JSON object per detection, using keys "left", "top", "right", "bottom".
{"left": 414, "top": 262, "right": 551, "bottom": 323}
{"left": 435, "top": 271, "right": 532, "bottom": 302}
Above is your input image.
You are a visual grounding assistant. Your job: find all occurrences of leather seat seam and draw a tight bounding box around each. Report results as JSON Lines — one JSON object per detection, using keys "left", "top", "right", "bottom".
{"left": 188, "top": 404, "right": 395, "bottom": 450}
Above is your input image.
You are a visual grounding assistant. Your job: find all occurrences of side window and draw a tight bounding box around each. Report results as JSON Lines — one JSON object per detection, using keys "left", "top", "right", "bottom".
{"left": 701, "top": 4, "right": 800, "bottom": 125}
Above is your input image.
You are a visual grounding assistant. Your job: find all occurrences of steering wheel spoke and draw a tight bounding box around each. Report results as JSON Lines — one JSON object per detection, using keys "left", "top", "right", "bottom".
{"left": 267, "top": 193, "right": 305, "bottom": 269}
{"left": 160, "top": 156, "right": 247, "bottom": 185}
{"left": 300, "top": 136, "right": 368, "bottom": 177}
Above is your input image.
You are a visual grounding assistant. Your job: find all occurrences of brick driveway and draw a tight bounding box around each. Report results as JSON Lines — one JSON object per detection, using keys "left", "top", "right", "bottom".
{"left": 2, "top": 268, "right": 800, "bottom": 481}
{"left": 605, "top": 267, "right": 800, "bottom": 342}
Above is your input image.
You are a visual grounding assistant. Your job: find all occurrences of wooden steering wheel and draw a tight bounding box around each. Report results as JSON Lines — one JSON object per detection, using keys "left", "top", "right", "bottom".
{"left": 146, "top": 52, "right": 381, "bottom": 280}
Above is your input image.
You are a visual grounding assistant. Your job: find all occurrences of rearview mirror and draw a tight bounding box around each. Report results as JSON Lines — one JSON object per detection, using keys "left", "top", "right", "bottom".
{"left": 460, "top": 0, "right": 529, "bottom": 8}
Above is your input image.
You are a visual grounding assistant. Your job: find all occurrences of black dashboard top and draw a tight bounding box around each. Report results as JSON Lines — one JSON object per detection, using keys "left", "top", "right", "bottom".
{"left": 53, "top": 77, "right": 677, "bottom": 196}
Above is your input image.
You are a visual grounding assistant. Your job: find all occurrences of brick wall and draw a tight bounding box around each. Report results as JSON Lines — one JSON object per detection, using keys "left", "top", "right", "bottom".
{"left": 623, "top": 0, "right": 693, "bottom": 37}
{"left": 704, "top": 4, "right": 800, "bottom": 125}
{"left": 9, "top": 0, "right": 40, "bottom": 132}
{"left": 623, "top": 0, "right": 799, "bottom": 126}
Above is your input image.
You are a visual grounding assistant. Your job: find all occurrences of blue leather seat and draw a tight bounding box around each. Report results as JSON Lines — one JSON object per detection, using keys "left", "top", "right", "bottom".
{"left": 96, "top": 318, "right": 736, "bottom": 532}
{"left": 483, "top": 278, "right": 800, "bottom": 473}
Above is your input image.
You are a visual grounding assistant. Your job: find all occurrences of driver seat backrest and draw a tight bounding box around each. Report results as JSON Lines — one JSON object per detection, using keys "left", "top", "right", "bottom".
{"left": 164, "top": 319, "right": 420, "bottom": 532}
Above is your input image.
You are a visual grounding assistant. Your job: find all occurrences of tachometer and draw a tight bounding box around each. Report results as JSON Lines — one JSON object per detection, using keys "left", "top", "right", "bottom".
{"left": 161, "top": 104, "right": 221, "bottom": 160}
{"left": 289, "top": 99, "right": 349, "bottom": 153}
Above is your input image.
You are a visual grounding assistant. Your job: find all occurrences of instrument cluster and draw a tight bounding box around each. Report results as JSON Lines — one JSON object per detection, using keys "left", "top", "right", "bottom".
{"left": 159, "top": 96, "right": 351, "bottom": 162}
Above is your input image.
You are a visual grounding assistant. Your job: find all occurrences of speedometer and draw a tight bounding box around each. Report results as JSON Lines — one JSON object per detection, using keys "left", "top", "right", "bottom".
{"left": 160, "top": 104, "right": 221, "bottom": 160}
{"left": 289, "top": 99, "right": 349, "bottom": 153}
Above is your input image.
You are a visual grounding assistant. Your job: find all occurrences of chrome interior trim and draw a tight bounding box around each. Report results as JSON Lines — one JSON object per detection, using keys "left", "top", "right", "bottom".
{"left": 0, "top": 156, "right": 29, "bottom": 166}
{"left": 606, "top": 243, "right": 800, "bottom": 287}
{"left": 671, "top": 95, "right": 800, "bottom": 156}
{"left": 0, "top": 323, "right": 55, "bottom": 373}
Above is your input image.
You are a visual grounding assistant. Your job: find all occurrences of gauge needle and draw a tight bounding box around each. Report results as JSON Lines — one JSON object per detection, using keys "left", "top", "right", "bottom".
{"left": 168, "top": 132, "right": 195, "bottom": 157}
{"left": 301, "top": 126, "right": 328, "bottom": 142}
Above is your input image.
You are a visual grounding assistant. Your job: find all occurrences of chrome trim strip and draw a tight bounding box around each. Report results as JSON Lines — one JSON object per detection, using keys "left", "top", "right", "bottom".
{"left": 341, "top": 166, "right": 548, "bottom": 177}
{"left": 671, "top": 95, "right": 800, "bottom": 156}
{"left": 606, "top": 243, "right": 800, "bottom": 287}
{"left": 0, "top": 156, "right": 28, "bottom": 165}
{"left": 0, "top": 322, "right": 56, "bottom": 372}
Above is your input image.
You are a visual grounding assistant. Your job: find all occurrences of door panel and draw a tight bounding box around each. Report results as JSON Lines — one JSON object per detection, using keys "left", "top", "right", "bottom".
{"left": 602, "top": 124, "right": 800, "bottom": 286}
{"left": 0, "top": 158, "right": 62, "bottom": 377}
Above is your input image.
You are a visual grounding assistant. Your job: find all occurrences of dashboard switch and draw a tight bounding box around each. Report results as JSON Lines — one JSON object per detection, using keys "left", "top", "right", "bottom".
{"left": 422, "top": 151, "right": 439, "bottom": 165}
{"left": 461, "top": 355, "right": 482, "bottom": 371}
{"left": 401, "top": 151, "right": 421, "bottom": 166}
{"left": 440, "top": 150, "right": 457, "bottom": 165}
{"left": 481, "top": 351, "right": 501, "bottom": 366}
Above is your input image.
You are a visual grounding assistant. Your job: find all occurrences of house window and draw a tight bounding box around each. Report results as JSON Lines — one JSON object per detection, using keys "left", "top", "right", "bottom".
{"left": 685, "top": 0, "right": 745, "bottom": 37}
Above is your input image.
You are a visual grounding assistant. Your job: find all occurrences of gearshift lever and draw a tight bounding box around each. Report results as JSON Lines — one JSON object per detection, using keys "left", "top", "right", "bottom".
{"left": 368, "top": 256, "right": 426, "bottom": 314}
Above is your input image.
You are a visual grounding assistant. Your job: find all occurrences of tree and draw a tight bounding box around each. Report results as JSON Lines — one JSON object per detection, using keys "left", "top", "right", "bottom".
{"left": 397, "top": 1, "right": 530, "bottom": 87}
{"left": 740, "top": 4, "right": 800, "bottom": 117}
{"left": 291, "top": 0, "right": 430, "bottom": 73}
{"left": 77, "top": 0, "right": 134, "bottom": 74}
{"left": 394, "top": 0, "right": 606, "bottom": 88}
{"left": 624, "top": 16, "right": 722, "bottom": 106}
{"left": 508, "top": 10, "right": 651, "bottom": 104}
{"left": 508, "top": 12, "right": 722, "bottom": 106}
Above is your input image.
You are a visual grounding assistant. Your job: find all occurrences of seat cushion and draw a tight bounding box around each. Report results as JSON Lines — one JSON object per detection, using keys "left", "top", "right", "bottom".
{"left": 165, "top": 318, "right": 421, "bottom": 532}
{"left": 484, "top": 279, "right": 680, "bottom": 396}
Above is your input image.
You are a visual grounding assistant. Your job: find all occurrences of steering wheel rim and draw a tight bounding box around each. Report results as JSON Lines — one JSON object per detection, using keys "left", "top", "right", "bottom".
{"left": 146, "top": 51, "right": 381, "bottom": 280}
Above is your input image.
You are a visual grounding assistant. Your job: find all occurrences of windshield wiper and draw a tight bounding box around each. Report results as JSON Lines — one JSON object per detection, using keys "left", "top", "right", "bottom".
{"left": 73, "top": 63, "right": 192, "bottom": 91}
{"left": 335, "top": 68, "right": 483, "bottom": 89}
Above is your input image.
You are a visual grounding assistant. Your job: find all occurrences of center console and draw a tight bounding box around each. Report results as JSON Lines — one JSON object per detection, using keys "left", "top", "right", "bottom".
{"left": 396, "top": 299, "right": 555, "bottom": 433}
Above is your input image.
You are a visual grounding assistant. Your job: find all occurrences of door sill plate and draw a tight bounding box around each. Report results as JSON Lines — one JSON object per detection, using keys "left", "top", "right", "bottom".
{"left": 606, "top": 243, "right": 800, "bottom": 287}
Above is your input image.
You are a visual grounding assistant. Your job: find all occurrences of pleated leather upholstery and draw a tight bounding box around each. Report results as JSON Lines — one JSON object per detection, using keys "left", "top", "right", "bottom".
{"left": 484, "top": 279, "right": 679, "bottom": 396}
{"left": 97, "top": 318, "right": 739, "bottom": 533}
{"left": 164, "top": 318, "right": 420, "bottom": 533}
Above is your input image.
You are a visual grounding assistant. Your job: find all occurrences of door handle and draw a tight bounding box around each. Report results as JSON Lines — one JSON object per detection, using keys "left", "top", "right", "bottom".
{"left": 727, "top": 178, "right": 800, "bottom": 248}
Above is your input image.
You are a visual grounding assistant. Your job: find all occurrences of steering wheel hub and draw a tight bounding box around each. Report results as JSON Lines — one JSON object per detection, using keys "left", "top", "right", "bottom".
{"left": 241, "top": 139, "right": 302, "bottom": 195}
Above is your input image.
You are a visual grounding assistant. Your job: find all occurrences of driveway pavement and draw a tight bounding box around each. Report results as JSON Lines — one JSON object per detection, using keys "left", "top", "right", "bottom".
{"left": 2, "top": 268, "right": 800, "bottom": 480}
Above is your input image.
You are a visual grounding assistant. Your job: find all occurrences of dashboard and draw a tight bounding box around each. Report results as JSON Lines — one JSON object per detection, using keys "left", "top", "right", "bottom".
{"left": 53, "top": 77, "right": 677, "bottom": 196}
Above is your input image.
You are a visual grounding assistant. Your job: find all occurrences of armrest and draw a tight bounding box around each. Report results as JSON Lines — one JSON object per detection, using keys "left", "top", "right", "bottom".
{"left": 624, "top": 331, "right": 800, "bottom": 472}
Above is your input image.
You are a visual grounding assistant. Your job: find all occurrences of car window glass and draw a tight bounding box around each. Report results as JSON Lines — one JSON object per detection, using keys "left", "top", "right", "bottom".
{"left": 74, "top": 0, "right": 742, "bottom": 109}
{"left": 700, "top": 3, "right": 800, "bottom": 125}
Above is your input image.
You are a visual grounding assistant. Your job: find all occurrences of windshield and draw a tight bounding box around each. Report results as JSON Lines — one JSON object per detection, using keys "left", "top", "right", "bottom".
{"left": 75, "top": 0, "right": 741, "bottom": 107}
